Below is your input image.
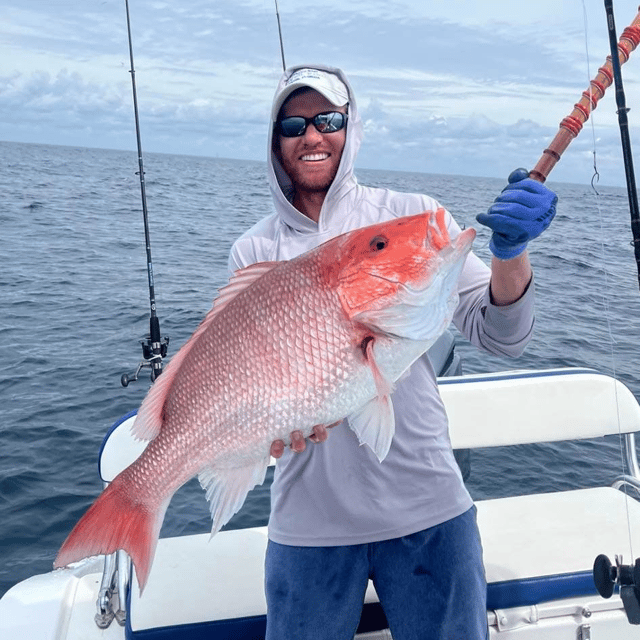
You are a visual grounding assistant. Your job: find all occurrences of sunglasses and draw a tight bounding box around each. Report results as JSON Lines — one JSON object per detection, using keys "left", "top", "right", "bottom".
{"left": 276, "top": 111, "right": 348, "bottom": 138}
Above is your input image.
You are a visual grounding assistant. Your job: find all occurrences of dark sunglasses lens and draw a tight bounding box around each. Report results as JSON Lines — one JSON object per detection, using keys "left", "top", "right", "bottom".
{"left": 278, "top": 112, "right": 347, "bottom": 137}
{"left": 279, "top": 117, "right": 307, "bottom": 137}
{"left": 315, "top": 112, "right": 346, "bottom": 133}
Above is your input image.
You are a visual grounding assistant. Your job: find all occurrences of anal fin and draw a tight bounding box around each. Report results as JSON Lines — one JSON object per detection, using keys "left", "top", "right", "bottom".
{"left": 198, "top": 456, "right": 270, "bottom": 535}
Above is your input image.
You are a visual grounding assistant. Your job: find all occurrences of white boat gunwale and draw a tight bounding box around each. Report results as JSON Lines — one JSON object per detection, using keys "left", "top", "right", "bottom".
{"left": 3, "top": 366, "right": 640, "bottom": 639}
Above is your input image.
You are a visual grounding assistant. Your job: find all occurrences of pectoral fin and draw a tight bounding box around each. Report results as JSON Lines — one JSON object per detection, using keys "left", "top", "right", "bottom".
{"left": 347, "top": 337, "right": 395, "bottom": 462}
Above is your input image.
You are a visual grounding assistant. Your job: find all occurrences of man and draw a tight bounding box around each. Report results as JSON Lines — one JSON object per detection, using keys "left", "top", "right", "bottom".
{"left": 229, "top": 65, "right": 557, "bottom": 639}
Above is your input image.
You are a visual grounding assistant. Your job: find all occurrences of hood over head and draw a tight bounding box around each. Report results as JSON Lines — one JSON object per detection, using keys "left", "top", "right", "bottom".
{"left": 268, "top": 64, "right": 364, "bottom": 234}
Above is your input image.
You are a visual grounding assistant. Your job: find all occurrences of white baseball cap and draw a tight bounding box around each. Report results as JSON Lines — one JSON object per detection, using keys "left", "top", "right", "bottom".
{"left": 272, "top": 68, "right": 349, "bottom": 121}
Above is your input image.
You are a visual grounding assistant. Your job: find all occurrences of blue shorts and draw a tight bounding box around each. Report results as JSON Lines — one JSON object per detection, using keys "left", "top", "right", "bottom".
{"left": 264, "top": 506, "right": 487, "bottom": 640}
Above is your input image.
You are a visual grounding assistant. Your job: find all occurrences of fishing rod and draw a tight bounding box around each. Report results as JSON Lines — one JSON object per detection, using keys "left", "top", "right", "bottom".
{"left": 604, "top": 0, "right": 640, "bottom": 291}
{"left": 591, "top": 1, "right": 640, "bottom": 625}
{"left": 120, "top": 0, "right": 169, "bottom": 387}
{"left": 274, "top": 0, "right": 287, "bottom": 71}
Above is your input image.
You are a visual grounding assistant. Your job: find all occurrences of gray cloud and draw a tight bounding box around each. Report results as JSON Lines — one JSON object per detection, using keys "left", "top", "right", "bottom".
{"left": 1, "top": 0, "right": 639, "bottom": 186}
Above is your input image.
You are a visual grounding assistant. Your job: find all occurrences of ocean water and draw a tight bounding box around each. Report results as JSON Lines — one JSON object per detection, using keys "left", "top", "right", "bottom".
{"left": 2, "top": 139, "right": 640, "bottom": 598}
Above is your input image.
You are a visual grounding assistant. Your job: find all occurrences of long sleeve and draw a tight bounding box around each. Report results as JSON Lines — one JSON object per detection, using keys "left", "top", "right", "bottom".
{"left": 453, "top": 251, "right": 535, "bottom": 358}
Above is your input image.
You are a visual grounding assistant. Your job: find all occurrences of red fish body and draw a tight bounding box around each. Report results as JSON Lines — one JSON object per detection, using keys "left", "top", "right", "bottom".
{"left": 55, "top": 209, "right": 475, "bottom": 591}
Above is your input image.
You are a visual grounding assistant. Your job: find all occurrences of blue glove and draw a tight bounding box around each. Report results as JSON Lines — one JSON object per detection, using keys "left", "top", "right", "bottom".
{"left": 476, "top": 168, "right": 558, "bottom": 260}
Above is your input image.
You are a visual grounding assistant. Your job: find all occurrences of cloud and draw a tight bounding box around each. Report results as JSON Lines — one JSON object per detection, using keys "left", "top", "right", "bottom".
{"left": 1, "top": 0, "right": 639, "bottom": 185}
{"left": 0, "top": 68, "right": 127, "bottom": 125}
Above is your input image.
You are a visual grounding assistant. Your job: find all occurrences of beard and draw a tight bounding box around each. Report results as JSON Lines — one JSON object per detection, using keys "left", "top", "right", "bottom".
{"left": 279, "top": 154, "right": 342, "bottom": 196}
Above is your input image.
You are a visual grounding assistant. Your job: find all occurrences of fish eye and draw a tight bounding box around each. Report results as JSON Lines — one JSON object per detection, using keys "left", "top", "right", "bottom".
{"left": 369, "top": 235, "right": 388, "bottom": 251}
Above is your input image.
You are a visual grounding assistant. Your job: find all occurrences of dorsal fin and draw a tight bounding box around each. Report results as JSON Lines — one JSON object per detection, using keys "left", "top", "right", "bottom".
{"left": 131, "top": 261, "right": 283, "bottom": 442}
{"left": 211, "top": 261, "right": 284, "bottom": 313}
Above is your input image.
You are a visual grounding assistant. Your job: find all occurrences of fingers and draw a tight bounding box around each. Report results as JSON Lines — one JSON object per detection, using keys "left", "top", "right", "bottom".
{"left": 309, "top": 420, "right": 342, "bottom": 442}
{"left": 500, "top": 179, "right": 558, "bottom": 208}
{"left": 507, "top": 168, "right": 530, "bottom": 183}
{"left": 270, "top": 439, "right": 285, "bottom": 459}
{"left": 290, "top": 430, "right": 306, "bottom": 453}
{"left": 270, "top": 421, "right": 342, "bottom": 457}
{"left": 270, "top": 431, "right": 309, "bottom": 456}
{"left": 308, "top": 424, "right": 328, "bottom": 443}
{"left": 269, "top": 431, "right": 308, "bottom": 457}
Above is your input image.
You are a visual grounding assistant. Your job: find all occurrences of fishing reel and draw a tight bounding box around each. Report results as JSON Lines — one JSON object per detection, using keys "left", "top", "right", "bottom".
{"left": 121, "top": 334, "right": 169, "bottom": 387}
{"left": 593, "top": 554, "right": 640, "bottom": 624}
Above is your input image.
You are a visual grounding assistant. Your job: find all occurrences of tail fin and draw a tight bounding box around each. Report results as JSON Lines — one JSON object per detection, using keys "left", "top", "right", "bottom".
{"left": 54, "top": 475, "right": 168, "bottom": 593}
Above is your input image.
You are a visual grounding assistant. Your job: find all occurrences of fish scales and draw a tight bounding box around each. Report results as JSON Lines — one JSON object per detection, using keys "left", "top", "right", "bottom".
{"left": 176, "top": 257, "right": 361, "bottom": 446}
{"left": 147, "top": 257, "right": 358, "bottom": 477}
{"left": 54, "top": 210, "right": 476, "bottom": 591}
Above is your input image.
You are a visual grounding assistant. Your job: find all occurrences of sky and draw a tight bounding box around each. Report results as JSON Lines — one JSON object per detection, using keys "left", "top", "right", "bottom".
{"left": 3, "top": 0, "right": 640, "bottom": 186}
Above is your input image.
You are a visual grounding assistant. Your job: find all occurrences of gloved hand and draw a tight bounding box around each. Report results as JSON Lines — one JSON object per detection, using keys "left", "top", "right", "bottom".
{"left": 476, "top": 168, "right": 558, "bottom": 260}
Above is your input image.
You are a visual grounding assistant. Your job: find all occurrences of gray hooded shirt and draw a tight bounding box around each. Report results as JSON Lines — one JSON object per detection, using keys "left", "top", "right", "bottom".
{"left": 229, "top": 64, "right": 534, "bottom": 545}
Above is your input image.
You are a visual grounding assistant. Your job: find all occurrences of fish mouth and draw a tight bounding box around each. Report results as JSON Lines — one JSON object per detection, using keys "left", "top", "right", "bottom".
{"left": 414, "top": 225, "right": 476, "bottom": 293}
{"left": 451, "top": 226, "right": 476, "bottom": 253}
{"left": 433, "top": 229, "right": 475, "bottom": 278}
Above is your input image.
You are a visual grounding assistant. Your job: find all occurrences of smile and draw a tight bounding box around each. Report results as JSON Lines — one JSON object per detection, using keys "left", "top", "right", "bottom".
{"left": 301, "top": 153, "right": 330, "bottom": 162}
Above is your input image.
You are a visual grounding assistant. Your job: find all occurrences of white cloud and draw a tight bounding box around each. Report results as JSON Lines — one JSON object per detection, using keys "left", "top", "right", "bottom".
{"left": 1, "top": 0, "right": 639, "bottom": 185}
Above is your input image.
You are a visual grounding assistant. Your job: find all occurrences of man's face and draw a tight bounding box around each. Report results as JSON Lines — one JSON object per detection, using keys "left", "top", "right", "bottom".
{"left": 275, "top": 89, "right": 347, "bottom": 196}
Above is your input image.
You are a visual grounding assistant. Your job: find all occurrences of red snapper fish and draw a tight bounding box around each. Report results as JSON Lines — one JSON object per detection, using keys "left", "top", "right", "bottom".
{"left": 55, "top": 209, "right": 475, "bottom": 591}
